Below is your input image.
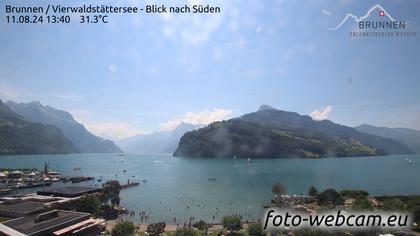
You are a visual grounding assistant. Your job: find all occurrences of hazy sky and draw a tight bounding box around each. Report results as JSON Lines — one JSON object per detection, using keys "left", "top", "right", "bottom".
{"left": 1, "top": 0, "right": 419, "bottom": 139}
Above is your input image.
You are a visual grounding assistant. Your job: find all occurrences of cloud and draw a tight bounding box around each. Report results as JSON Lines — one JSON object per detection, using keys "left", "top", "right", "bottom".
{"left": 160, "top": 108, "right": 233, "bottom": 130}
{"left": 109, "top": 64, "right": 118, "bottom": 72}
{"left": 86, "top": 122, "right": 144, "bottom": 139}
{"left": 322, "top": 9, "right": 331, "bottom": 16}
{"left": 310, "top": 106, "right": 333, "bottom": 120}
{"left": 71, "top": 110, "right": 143, "bottom": 139}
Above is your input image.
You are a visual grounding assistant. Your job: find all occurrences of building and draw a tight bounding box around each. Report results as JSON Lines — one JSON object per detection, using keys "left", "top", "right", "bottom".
{"left": 0, "top": 210, "right": 104, "bottom": 235}
{"left": 37, "top": 186, "right": 100, "bottom": 198}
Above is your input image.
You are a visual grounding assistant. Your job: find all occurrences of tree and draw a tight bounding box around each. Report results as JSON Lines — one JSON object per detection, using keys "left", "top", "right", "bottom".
{"left": 111, "top": 220, "right": 135, "bottom": 236}
{"left": 272, "top": 182, "right": 287, "bottom": 195}
{"left": 308, "top": 186, "right": 318, "bottom": 197}
{"left": 351, "top": 197, "right": 374, "bottom": 211}
{"left": 77, "top": 194, "right": 101, "bottom": 215}
{"left": 317, "top": 188, "right": 344, "bottom": 206}
{"left": 193, "top": 220, "right": 210, "bottom": 235}
{"left": 339, "top": 189, "right": 369, "bottom": 199}
{"left": 173, "top": 227, "right": 200, "bottom": 236}
{"left": 247, "top": 223, "right": 266, "bottom": 236}
{"left": 221, "top": 215, "right": 242, "bottom": 232}
{"left": 382, "top": 199, "right": 406, "bottom": 211}
{"left": 101, "top": 180, "right": 122, "bottom": 206}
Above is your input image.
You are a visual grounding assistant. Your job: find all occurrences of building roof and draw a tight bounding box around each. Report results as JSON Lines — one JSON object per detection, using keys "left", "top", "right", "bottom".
{"left": 1, "top": 210, "right": 90, "bottom": 235}
{"left": 37, "top": 186, "right": 100, "bottom": 198}
{"left": 0, "top": 200, "right": 46, "bottom": 217}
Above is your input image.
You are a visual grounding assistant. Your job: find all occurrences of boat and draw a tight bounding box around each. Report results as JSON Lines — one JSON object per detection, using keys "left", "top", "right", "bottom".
{"left": 408, "top": 159, "right": 413, "bottom": 164}
{"left": 208, "top": 178, "right": 216, "bottom": 181}
{"left": 233, "top": 155, "right": 237, "bottom": 160}
{"left": 247, "top": 158, "right": 251, "bottom": 164}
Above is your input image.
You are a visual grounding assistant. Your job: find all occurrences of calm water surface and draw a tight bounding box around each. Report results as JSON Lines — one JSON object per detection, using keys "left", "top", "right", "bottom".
{"left": 0, "top": 154, "right": 419, "bottom": 223}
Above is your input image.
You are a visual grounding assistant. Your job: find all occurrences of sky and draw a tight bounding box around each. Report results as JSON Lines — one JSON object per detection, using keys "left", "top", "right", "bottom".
{"left": 0, "top": 0, "right": 419, "bottom": 139}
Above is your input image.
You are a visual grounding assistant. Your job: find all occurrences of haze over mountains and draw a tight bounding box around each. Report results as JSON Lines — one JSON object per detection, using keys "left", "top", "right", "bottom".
{"left": 174, "top": 105, "right": 414, "bottom": 158}
{"left": 356, "top": 124, "right": 420, "bottom": 154}
{"left": 6, "top": 101, "right": 122, "bottom": 153}
{"left": 0, "top": 100, "right": 78, "bottom": 154}
{"left": 0, "top": 100, "right": 418, "bottom": 158}
{"left": 117, "top": 122, "right": 201, "bottom": 154}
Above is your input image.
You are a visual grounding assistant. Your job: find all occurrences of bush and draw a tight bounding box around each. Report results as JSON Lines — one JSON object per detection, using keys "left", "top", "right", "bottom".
{"left": 247, "top": 223, "right": 266, "bottom": 236}
{"left": 111, "top": 220, "right": 135, "bottom": 236}
{"left": 317, "top": 188, "right": 344, "bottom": 206}
{"left": 221, "top": 215, "right": 242, "bottom": 232}
{"left": 173, "top": 227, "right": 200, "bottom": 236}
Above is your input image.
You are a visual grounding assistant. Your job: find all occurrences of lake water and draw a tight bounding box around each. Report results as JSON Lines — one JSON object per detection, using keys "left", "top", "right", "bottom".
{"left": 0, "top": 154, "right": 419, "bottom": 224}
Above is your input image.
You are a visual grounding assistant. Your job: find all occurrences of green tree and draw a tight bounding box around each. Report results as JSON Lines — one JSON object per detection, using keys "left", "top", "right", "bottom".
{"left": 77, "top": 194, "right": 101, "bottom": 215}
{"left": 272, "top": 182, "right": 287, "bottom": 195}
{"left": 351, "top": 197, "right": 374, "bottom": 211}
{"left": 339, "top": 189, "right": 369, "bottom": 199}
{"left": 111, "top": 220, "right": 135, "bottom": 236}
{"left": 317, "top": 188, "right": 344, "bottom": 206}
{"left": 221, "top": 215, "right": 242, "bottom": 232}
{"left": 101, "top": 180, "right": 122, "bottom": 206}
{"left": 308, "top": 186, "right": 318, "bottom": 197}
{"left": 382, "top": 199, "right": 406, "bottom": 211}
{"left": 173, "top": 227, "right": 200, "bottom": 236}
{"left": 193, "top": 220, "right": 210, "bottom": 235}
{"left": 247, "top": 223, "right": 266, "bottom": 236}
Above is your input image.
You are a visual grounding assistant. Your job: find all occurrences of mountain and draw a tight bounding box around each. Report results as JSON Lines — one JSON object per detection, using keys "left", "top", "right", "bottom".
{"left": 174, "top": 105, "right": 413, "bottom": 158}
{"left": 6, "top": 101, "right": 122, "bottom": 153}
{"left": 356, "top": 124, "right": 420, "bottom": 154}
{"left": 0, "top": 100, "right": 79, "bottom": 154}
{"left": 118, "top": 122, "right": 201, "bottom": 154}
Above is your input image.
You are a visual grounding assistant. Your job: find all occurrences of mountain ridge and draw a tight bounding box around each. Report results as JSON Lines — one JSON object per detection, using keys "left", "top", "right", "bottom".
{"left": 6, "top": 100, "right": 122, "bottom": 153}
{"left": 356, "top": 124, "right": 420, "bottom": 154}
{"left": 174, "top": 106, "right": 413, "bottom": 158}
{"left": 0, "top": 100, "right": 79, "bottom": 154}
{"left": 117, "top": 122, "right": 201, "bottom": 154}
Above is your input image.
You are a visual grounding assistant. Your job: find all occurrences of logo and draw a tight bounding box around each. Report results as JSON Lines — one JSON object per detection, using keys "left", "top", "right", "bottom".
{"left": 328, "top": 4, "right": 416, "bottom": 37}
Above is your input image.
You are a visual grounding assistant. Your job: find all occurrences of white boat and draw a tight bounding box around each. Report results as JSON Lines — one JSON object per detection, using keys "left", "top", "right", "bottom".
{"left": 247, "top": 158, "right": 251, "bottom": 164}
{"left": 408, "top": 159, "right": 413, "bottom": 164}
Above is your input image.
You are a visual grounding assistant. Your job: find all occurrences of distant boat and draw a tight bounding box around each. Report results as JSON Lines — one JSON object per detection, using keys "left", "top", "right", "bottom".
{"left": 405, "top": 157, "right": 408, "bottom": 161}
{"left": 73, "top": 167, "right": 81, "bottom": 171}
{"left": 118, "top": 153, "right": 125, "bottom": 157}
{"left": 233, "top": 155, "right": 237, "bottom": 160}
{"left": 208, "top": 178, "right": 216, "bottom": 181}
{"left": 408, "top": 159, "right": 413, "bottom": 164}
{"left": 247, "top": 158, "right": 251, "bottom": 164}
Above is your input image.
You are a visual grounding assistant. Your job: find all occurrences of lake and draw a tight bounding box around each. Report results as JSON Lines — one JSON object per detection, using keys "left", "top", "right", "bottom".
{"left": 0, "top": 153, "right": 419, "bottom": 224}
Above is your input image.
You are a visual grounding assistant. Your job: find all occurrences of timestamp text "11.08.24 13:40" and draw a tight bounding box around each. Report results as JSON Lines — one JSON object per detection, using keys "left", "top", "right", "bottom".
{"left": 5, "top": 15, "right": 110, "bottom": 24}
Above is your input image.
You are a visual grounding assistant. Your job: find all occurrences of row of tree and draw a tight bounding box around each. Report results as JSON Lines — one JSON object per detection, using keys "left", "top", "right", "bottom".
{"left": 110, "top": 215, "right": 266, "bottom": 236}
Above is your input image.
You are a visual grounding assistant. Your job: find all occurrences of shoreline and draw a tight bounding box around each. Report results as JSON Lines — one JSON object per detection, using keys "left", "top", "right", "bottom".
{"left": 105, "top": 219, "right": 257, "bottom": 233}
